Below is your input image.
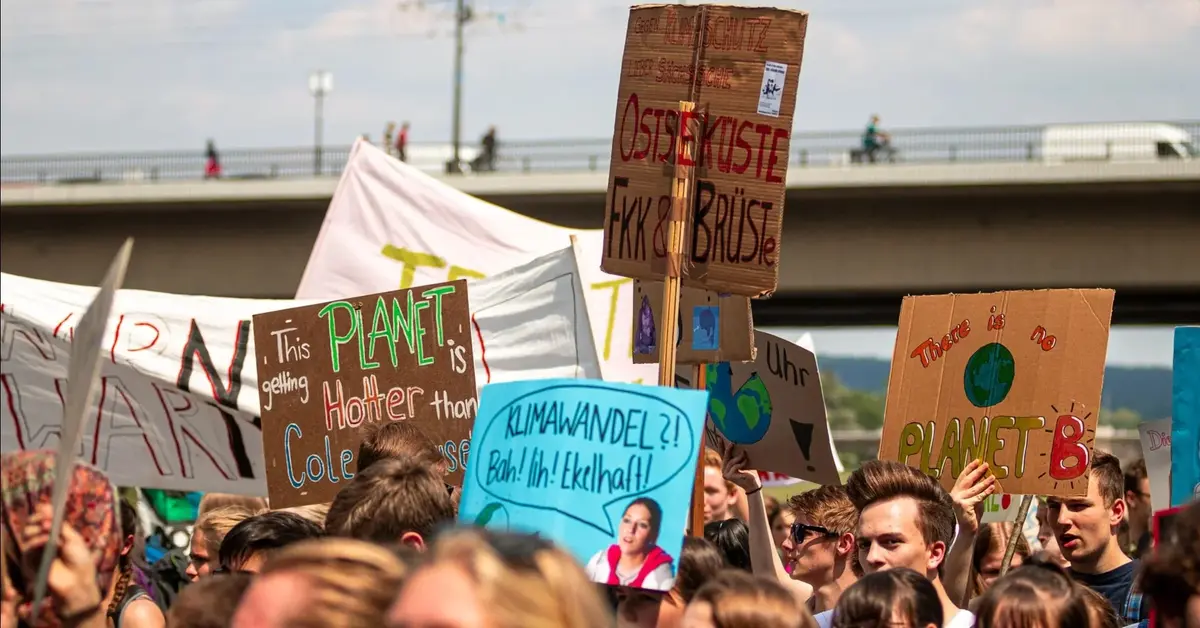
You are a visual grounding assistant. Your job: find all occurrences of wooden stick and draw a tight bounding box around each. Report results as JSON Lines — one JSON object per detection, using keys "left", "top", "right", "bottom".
{"left": 689, "top": 363, "right": 708, "bottom": 536}
{"left": 999, "top": 495, "right": 1034, "bottom": 578}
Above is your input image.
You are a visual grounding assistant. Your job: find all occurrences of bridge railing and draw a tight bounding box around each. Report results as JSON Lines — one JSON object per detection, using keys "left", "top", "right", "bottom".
{"left": 2, "top": 121, "right": 1197, "bottom": 185}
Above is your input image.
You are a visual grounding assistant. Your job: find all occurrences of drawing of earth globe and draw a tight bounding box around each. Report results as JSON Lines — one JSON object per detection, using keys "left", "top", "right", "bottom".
{"left": 473, "top": 502, "right": 511, "bottom": 530}
{"left": 709, "top": 371, "right": 773, "bottom": 445}
{"left": 963, "top": 342, "right": 1016, "bottom": 408}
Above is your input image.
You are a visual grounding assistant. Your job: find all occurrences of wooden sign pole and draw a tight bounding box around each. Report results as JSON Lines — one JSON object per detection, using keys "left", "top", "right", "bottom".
{"left": 689, "top": 363, "right": 708, "bottom": 536}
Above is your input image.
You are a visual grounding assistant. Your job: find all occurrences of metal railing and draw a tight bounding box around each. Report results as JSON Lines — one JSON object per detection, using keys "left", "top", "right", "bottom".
{"left": 2, "top": 121, "right": 1197, "bottom": 185}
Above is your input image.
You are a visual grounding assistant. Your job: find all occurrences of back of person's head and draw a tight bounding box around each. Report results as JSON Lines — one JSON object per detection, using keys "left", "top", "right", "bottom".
{"left": 1123, "top": 457, "right": 1148, "bottom": 492}
{"left": 974, "top": 556, "right": 1091, "bottom": 628}
{"left": 845, "top": 460, "right": 955, "bottom": 550}
{"left": 324, "top": 457, "right": 455, "bottom": 548}
{"left": 218, "top": 511, "right": 323, "bottom": 572}
{"left": 1088, "top": 451, "right": 1124, "bottom": 505}
{"left": 831, "top": 568, "right": 941, "bottom": 628}
{"left": 688, "top": 569, "right": 816, "bottom": 628}
{"left": 675, "top": 536, "right": 726, "bottom": 603}
{"left": 397, "top": 528, "right": 613, "bottom": 628}
{"left": 788, "top": 484, "right": 861, "bottom": 574}
{"left": 1139, "top": 500, "right": 1200, "bottom": 626}
{"left": 356, "top": 421, "right": 444, "bottom": 473}
{"left": 196, "top": 505, "right": 267, "bottom": 558}
{"left": 167, "top": 572, "right": 253, "bottom": 628}
{"left": 252, "top": 537, "right": 408, "bottom": 628}
{"left": 704, "top": 518, "right": 752, "bottom": 572}
{"left": 197, "top": 493, "right": 268, "bottom": 518}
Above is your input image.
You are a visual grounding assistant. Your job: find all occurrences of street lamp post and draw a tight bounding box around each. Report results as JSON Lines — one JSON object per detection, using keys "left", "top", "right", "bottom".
{"left": 309, "top": 70, "right": 333, "bottom": 176}
{"left": 448, "top": 0, "right": 472, "bottom": 174}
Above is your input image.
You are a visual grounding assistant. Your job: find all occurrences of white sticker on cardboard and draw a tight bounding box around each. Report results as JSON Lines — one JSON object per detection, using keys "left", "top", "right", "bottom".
{"left": 757, "top": 61, "right": 787, "bottom": 117}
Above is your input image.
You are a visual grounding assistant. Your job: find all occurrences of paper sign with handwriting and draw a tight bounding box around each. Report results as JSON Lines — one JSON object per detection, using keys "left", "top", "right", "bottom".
{"left": 1138, "top": 418, "right": 1172, "bottom": 513}
{"left": 458, "top": 379, "right": 709, "bottom": 592}
{"left": 879, "top": 289, "right": 1114, "bottom": 497}
{"left": 253, "top": 280, "right": 476, "bottom": 508}
{"left": 1171, "top": 326, "right": 1199, "bottom": 506}
{"left": 601, "top": 5, "right": 808, "bottom": 297}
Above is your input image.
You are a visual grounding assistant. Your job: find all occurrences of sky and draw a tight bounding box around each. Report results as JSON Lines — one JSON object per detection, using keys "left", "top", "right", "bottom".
{"left": 1, "top": 0, "right": 1194, "bottom": 366}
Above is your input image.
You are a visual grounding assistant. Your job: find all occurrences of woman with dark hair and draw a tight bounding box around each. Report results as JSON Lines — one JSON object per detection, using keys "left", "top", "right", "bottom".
{"left": 704, "top": 518, "right": 752, "bottom": 572}
{"left": 831, "top": 568, "right": 941, "bottom": 628}
{"left": 585, "top": 497, "right": 675, "bottom": 589}
{"left": 105, "top": 500, "right": 164, "bottom": 627}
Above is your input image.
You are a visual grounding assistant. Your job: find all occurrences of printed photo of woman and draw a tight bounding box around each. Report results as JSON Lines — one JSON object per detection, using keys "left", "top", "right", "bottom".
{"left": 585, "top": 497, "right": 675, "bottom": 590}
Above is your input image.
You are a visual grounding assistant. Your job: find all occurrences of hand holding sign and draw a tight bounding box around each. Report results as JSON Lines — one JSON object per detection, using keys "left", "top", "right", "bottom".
{"left": 949, "top": 459, "right": 998, "bottom": 535}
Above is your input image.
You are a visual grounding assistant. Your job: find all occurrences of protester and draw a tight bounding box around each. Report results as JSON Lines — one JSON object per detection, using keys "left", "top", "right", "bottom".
{"left": 1, "top": 451, "right": 122, "bottom": 628}
{"left": 165, "top": 572, "right": 252, "bottom": 628}
{"left": 845, "top": 459, "right": 974, "bottom": 627}
{"left": 941, "top": 459, "right": 999, "bottom": 607}
{"left": 1033, "top": 497, "right": 1069, "bottom": 568}
{"left": 765, "top": 497, "right": 796, "bottom": 561}
{"left": 1044, "top": 451, "right": 1150, "bottom": 623}
{"left": 387, "top": 528, "right": 613, "bottom": 628}
{"left": 683, "top": 570, "right": 817, "bottom": 628}
{"left": 704, "top": 518, "right": 752, "bottom": 572}
{"left": 586, "top": 497, "right": 675, "bottom": 589}
{"left": 830, "top": 568, "right": 941, "bottom": 628}
{"left": 357, "top": 421, "right": 445, "bottom": 473}
{"left": 324, "top": 457, "right": 456, "bottom": 551}
{"left": 614, "top": 536, "right": 725, "bottom": 628}
{"left": 232, "top": 538, "right": 406, "bottom": 628}
{"left": 1138, "top": 500, "right": 1200, "bottom": 628}
{"left": 196, "top": 494, "right": 268, "bottom": 516}
{"left": 106, "top": 500, "right": 165, "bottom": 627}
{"left": 187, "top": 506, "right": 263, "bottom": 581}
{"left": 217, "top": 511, "right": 322, "bottom": 573}
{"left": 396, "top": 122, "right": 410, "bottom": 162}
{"left": 973, "top": 557, "right": 1092, "bottom": 627}
{"left": 703, "top": 448, "right": 740, "bottom": 524}
{"left": 968, "top": 523, "right": 1029, "bottom": 602}
{"left": 274, "top": 503, "right": 330, "bottom": 528}
{"left": 1122, "top": 458, "right": 1153, "bottom": 559}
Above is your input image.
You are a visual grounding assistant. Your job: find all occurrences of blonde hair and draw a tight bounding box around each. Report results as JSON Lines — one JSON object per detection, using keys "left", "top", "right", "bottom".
{"left": 424, "top": 530, "right": 612, "bottom": 628}
{"left": 691, "top": 570, "right": 817, "bottom": 628}
{"left": 196, "top": 505, "right": 266, "bottom": 556}
{"left": 275, "top": 503, "right": 330, "bottom": 528}
{"left": 197, "top": 493, "right": 268, "bottom": 517}
{"left": 258, "top": 538, "right": 407, "bottom": 628}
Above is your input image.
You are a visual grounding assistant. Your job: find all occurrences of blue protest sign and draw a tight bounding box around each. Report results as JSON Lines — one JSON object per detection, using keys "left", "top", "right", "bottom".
{"left": 458, "top": 378, "right": 709, "bottom": 591}
{"left": 1171, "top": 326, "right": 1199, "bottom": 506}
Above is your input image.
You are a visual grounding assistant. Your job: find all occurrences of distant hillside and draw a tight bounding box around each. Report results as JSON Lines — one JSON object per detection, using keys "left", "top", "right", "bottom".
{"left": 818, "top": 356, "right": 1173, "bottom": 420}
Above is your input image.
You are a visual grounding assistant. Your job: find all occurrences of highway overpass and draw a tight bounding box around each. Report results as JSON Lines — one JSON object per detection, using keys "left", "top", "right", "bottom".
{"left": 4, "top": 131, "right": 1200, "bottom": 326}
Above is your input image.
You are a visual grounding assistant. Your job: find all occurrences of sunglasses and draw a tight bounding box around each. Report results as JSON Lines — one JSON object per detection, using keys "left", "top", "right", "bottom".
{"left": 790, "top": 523, "right": 838, "bottom": 544}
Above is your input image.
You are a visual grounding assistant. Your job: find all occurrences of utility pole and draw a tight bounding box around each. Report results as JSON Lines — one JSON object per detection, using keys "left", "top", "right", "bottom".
{"left": 309, "top": 70, "right": 333, "bottom": 176}
{"left": 448, "top": 0, "right": 470, "bottom": 174}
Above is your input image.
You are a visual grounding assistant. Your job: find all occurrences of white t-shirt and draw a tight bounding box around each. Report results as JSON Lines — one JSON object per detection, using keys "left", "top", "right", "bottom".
{"left": 584, "top": 551, "right": 675, "bottom": 590}
{"left": 814, "top": 609, "right": 974, "bottom": 628}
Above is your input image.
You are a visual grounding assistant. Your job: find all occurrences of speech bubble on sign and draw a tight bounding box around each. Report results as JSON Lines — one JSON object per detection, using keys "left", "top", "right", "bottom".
{"left": 458, "top": 378, "right": 709, "bottom": 590}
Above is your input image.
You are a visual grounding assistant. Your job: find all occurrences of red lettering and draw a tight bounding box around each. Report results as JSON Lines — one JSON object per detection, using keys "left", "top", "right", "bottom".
{"left": 1049, "top": 414, "right": 1090, "bottom": 481}
{"left": 678, "top": 110, "right": 698, "bottom": 166}
{"left": 765, "top": 127, "right": 788, "bottom": 183}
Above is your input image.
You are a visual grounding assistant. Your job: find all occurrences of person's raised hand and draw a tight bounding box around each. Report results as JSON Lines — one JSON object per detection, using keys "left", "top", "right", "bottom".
{"left": 951, "top": 459, "right": 998, "bottom": 535}
{"left": 721, "top": 442, "right": 761, "bottom": 494}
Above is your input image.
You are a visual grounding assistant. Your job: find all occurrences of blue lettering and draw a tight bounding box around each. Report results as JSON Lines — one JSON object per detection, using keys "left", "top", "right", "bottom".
{"left": 285, "top": 423, "right": 305, "bottom": 488}
{"left": 341, "top": 449, "right": 356, "bottom": 479}
{"left": 306, "top": 453, "right": 325, "bottom": 482}
{"left": 325, "top": 436, "right": 340, "bottom": 483}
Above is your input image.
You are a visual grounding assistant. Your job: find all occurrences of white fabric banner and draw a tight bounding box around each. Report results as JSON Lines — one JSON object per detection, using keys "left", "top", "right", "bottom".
{"left": 0, "top": 247, "right": 600, "bottom": 494}
{"left": 296, "top": 139, "right": 658, "bottom": 385}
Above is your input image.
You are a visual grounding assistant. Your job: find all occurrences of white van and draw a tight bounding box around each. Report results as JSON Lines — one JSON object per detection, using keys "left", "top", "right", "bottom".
{"left": 402, "top": 144, "right": 482, "bottom": 174}
{"left": 1042, "top": 123, "right": 1196, "bottom": 163}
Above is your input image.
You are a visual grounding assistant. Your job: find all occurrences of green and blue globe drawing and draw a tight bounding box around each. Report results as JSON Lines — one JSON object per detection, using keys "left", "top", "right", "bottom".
{"left": 963, "top": 342, "right": 1016, "bottom": 407}
{"left": 705, "top": 363, "right": 773, "bottom": 444}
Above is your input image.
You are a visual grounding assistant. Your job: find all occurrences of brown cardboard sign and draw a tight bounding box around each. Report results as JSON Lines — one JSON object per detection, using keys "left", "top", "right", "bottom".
{"left": 878, "top": 289, "right": 1115, "bottom": 497}
{"left": 600, "top": 5, "right": 809, "bottom": 297}
{"left": 252, "top": 280, "right": 477, "bottom": 508}
{"left": 632, "top": 280, "right": 755, "bottom": 364}
{"left": 676, "top": 330, "right": 841, "bottom": 485}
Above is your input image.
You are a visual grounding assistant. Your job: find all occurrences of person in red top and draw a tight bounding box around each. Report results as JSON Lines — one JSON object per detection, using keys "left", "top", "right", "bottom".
{"left": 585, "top": 497, "right": 675, "bottom": 590}
{"left": 204, "top": 140, "right": 222, "bottom": 179}
{"left": 395, "top": 122, "right": 409, "bottom": 162}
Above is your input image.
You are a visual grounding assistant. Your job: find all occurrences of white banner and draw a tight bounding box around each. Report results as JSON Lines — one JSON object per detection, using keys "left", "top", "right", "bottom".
{"left": 0, "top": 247, "right": 600, "bottom": 494}
{"left": 1138, "top": 418, "right": 1172, "bottom": 513}
{"left": 296, "top": 140, "right": 658, "bottom": 385}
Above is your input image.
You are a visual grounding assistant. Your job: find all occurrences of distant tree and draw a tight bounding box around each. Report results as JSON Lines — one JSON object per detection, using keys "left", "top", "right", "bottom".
{"left": 822, "top": 373, "right": 886, "bottom": 431}
{"left": 1099, "top": 406, "right": 1142, "bottom": 430}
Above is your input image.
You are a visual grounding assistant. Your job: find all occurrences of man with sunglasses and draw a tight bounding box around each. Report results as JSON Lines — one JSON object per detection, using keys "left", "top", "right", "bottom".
{"left": 722, "top": 447, "right": 859, "bottom": 628}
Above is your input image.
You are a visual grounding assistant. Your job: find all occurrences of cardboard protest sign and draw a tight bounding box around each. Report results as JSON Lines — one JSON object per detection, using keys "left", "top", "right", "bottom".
{"left": 980, "top": 493, "right": 1028, "bottom": 524}
{"left": 458, "top": 378, "right": 709, "bottom": 592}
{"left": 31, "top": 239, "right": 133, "bottom": 617}
{"left": 252, "top": 280, "right": 476, "bottom": 508}
{"left": 879, "top": 289, "right": 1115, "bottom": 497}
{"left": 631, "top": 280, "right": 754, "bottom": 364}
{"left": 1137, "top": 418, "right": 1172, "bottom": 513}
{"left": 1171, "top": 326, "right": 1199, "bottom": 506}
{"left": 677, "top": 330, "right": 841, "bottom": 486}
{"left": 600, "top": 5, "right": 809, "bottom": 297}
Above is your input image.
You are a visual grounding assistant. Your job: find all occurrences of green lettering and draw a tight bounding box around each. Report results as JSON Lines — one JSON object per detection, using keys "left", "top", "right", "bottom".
{"left": 961, "top": 416, "right": 989, "bottom": 464}
{"left": 919, "top": 421, "right": 937, "bottom": 475}
{"left": 381, "top": 245, "right": 446, "bottom": 289}
{"left": 318, "top": 301, "right": 357, "bottom": 374}
{"left": 987, "top": 416, "right": 1016, "bottom": 479}
{"left": 421, "top": 284, "right": 457, "bottom": 346}
{"left": 368, "top": 296, "right": 398, "bottom": 367}
{"left": 356, "top": 307, "right": 379, "bottom": 370}
{"left": 412, "top": 298, "right": 432, "bottom": 366}
{"left": 1010, "top": 416, "right": 1043, "bottom": 478}
{"left": 935, "top": 418, "right": 962, "bottom": 480}
{"left": 393, "top": 291, "right": 419, "bottom": 355}
{"left": 897, "top": 422, "right": 925, "bottom": 463}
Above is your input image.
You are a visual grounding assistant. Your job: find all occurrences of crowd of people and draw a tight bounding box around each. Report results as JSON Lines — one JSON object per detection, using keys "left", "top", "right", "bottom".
{"left": 2, "top": 418, "right": 1197, "bottom": 627}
